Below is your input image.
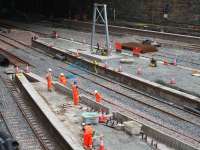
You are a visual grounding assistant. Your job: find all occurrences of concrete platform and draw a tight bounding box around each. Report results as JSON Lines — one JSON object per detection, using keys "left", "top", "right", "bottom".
{"left": 33, "top": 37, "right": 200, "bottom": 97}
{"left": 23, "top": 72, "right": 199, "bottom": 150}
{"left": 24, "top": 74, "right": 152, "bottom": 150}
{"left": 32, "top": 39, "right": 200, "bottom": 110}
{"left": 36, "top": 37, "right": 122, "bottom": 62}
{"left": 15, "top": 73, "right": 84, "bottom": 150}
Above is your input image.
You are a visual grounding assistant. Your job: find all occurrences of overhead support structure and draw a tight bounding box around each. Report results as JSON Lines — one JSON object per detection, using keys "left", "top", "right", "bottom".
{"left": 91, "top": 3, "right": 111, "bottom": 56}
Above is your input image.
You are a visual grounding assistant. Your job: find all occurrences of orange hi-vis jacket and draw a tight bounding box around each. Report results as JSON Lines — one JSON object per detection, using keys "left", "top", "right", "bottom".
{"left": 59, "top": 75, "right": 67, "bottom": 86}
{"left": 46, "top": 73, "right": 53, "bottom": 90}
{"left": 83, "top": 125, "right": 93, "bottom": 148}
{"left": 72, "top": 84, "right": 79, "bottom": 105}
{"left": 95, "top": 92, "right": 102, "bottom": 103}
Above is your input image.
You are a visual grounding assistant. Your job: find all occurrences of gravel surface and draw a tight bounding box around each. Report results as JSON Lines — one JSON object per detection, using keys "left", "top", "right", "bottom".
{"left": 0, "top": 69, "right": 44, "bottom": 150}
{"left": 4, "top": 46, "right": 200, "bottom": 141}
{"left": 1, "top": 20, "right": 200, "bottom": 95}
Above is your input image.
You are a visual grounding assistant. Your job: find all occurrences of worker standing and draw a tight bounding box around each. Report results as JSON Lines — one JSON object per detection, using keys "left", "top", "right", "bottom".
{"left": 59, "top": 73, "right": 67, "bottom": 86}
{"left": 94, "top": 90, "right": 102, "bottom": 103}
{"left": 46, "top": 68, "right": 53, "bottom": 92}
{"left": 71, "top": 81, "right": 79, "bottom": 105}
{"left": 83, "top": 124, "right": 93, "bottom": 150}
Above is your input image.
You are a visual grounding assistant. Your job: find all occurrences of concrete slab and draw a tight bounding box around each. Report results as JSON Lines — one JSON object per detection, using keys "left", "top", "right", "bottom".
{"left": 30, "top": 76, "right": 152, "bottom": 150}
{"left": 34, "top": 37, "right": 200, "bottom": 96}
{"left": 15, "top": 73, "right": 84, "bottom": 150}
{"left": 36, "top": 38, "right": 122, "bottom": 62}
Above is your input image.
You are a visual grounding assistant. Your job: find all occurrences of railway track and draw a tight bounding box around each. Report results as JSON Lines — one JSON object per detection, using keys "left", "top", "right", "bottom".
{"left": 3, "top": 77, "right": 63, "bottom": 150}
{"left": 0, "top": 48, "right": 30, "bottom": 67}
{"left": 59, "top": 63, "right": 200, "bottom": 141}
{"left": 48, "top": 19, "right": 200, "bottom": 48}
{"left": 1, "top": 20, "right": 200, "bottom": 69}
{"left": 0, "top": 24, "right": 200, "bottom": 148}
{"left": 0, "top": 74, "right": 50, "bottom": 150}
{"left": 0, "top": 38, "right": 64, "bottom": 149}
{"left": 1, "top": 19, "right": 200, "bottom": 52}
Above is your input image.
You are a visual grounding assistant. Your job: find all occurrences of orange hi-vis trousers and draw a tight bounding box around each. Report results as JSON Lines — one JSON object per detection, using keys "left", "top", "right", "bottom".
{"left": 83, "top": 125, "right": 93, "bottom": 149}
{"left": 72, "top": 84, "right": 79, "bottom": 105}
{"left": 46, "top": 74, "right": 53, "bottom": 91}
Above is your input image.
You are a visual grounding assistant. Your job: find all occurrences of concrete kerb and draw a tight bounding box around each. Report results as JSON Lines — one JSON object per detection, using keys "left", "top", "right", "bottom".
{"left": 23, "top": 72, "right": 198, "bottom": 150}
{"left": 32, "top": 39, "right": 200, "bottom": 109}
{"left": 113, "top": 111, "right": 198, "bottom": 150}
{"left": 80, "top": 94, "right": 110, "bottom": 114}
{"left": 25, "top": 72, "right": 109, "bottom": 113}
{"left": 15, "top": 73, "right": 84, "bottom": 150}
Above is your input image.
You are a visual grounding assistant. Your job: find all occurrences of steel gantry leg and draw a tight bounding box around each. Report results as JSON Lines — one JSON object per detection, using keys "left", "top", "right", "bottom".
{"left": 91, "top": 3, "right": 111, "bottom": 56}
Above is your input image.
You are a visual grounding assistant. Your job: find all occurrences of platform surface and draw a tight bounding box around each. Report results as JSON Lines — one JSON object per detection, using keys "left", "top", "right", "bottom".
{"left": 34, "top": 37, "right": 200, "bottom": 96}
{"left": 32, "top": 81, "right": 152, "bottom": 150}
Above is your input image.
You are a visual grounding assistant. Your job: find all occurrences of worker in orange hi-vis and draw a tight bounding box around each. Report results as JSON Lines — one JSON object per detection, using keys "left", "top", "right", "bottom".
{"left": 46, "top": 68, "right": 53, "bottom": 92}
{"left": 83, "top": 124, "right": 93, "bottom": 150}
{"left": 71, "top": 81, "right": 79, "bottom": 105}
{"left": 59, "top": 73, "right": 67, "bottom": 86}
{"left": 94, "top": 90, "right": 102, "bottom": 103}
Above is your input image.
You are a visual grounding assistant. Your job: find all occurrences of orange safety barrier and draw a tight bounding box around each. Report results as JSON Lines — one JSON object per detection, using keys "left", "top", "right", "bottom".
{"left": 115, "top": 42, "right": 122, "bottom": 52}
{"left": 132, "top": 47, "right": 142, "bottom": 57}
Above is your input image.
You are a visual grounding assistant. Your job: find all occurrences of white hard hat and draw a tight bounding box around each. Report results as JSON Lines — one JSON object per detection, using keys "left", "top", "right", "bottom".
{"left": 94, "top": 90, "right": 98, "bottom": 94}
{"left": 60, "top": 73, "right": 64, "bottom": 76}
{"left": 48, "top": 68, "right": 52, "bottom": 72}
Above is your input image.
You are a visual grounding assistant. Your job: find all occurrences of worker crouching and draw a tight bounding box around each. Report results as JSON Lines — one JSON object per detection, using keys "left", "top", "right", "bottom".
{"left": 46, "top": 68, "right": 53, "bottom": 92}
{"left": 59, "top": 73, "right": 67, "bottom": 86}
{"left": 94, "top": 90, "right": 102, "bottom": 103}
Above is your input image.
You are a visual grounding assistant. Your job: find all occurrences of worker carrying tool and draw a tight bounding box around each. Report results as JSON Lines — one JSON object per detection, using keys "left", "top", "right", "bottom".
{"left": 94, "top": 90, "right": 102, "bottom": 103}
{"left": 83, "top": 124, "right": 93, "bottom": 150}
{"left": 46, "top": 68, "right": 53, "bottom": 92}
{"left": 59, "top": 73, "right": 67, "bottom": 86}
{"left": 71, "top": 81, "right": 79, "bottom": 105}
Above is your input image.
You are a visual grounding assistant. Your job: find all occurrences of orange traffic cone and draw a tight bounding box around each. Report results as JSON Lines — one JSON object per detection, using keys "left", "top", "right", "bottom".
{"left": 15, "top": 66, "right": 19, "bottom": 74}
{"left": 99, "top": 136, "right": 105, "bottom": 150}
{"left": 136, "top": 67, "right": 142, "bottom": 75}
{"left": 163, "top": 57, "right": 168, "bottom": 65}
{"left": 75, "top": 50, "right": 80, "bottom": 57}
{"left": 53, "top": 31, "right": 58, "bottom": 38}
{"left": 118, "top": 65, "right": 122, "bottom": 72}
{"left": 173, "top": 57, "right": 177, "bottom": 66}
{"left": 104, "top": 62, "right": 108, "bottom": 69}
{"left": 25, "top": 64, "right": 30, "bottom": 73}
{"left": 170, "top": 78, "right": 176, "bottom": 84}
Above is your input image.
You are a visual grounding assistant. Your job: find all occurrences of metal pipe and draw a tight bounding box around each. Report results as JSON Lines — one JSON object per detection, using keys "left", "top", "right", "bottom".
{"left": 91, "top": 3, "right": 97, "bottom": 54}
{"left": 103, "top": 4, "right": 111, "bottom": 55}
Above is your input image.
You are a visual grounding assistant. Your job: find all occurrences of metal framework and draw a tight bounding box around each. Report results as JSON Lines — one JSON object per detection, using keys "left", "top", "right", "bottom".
{"left": 91, "top": 3, "right": 111, "bottom": 55}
